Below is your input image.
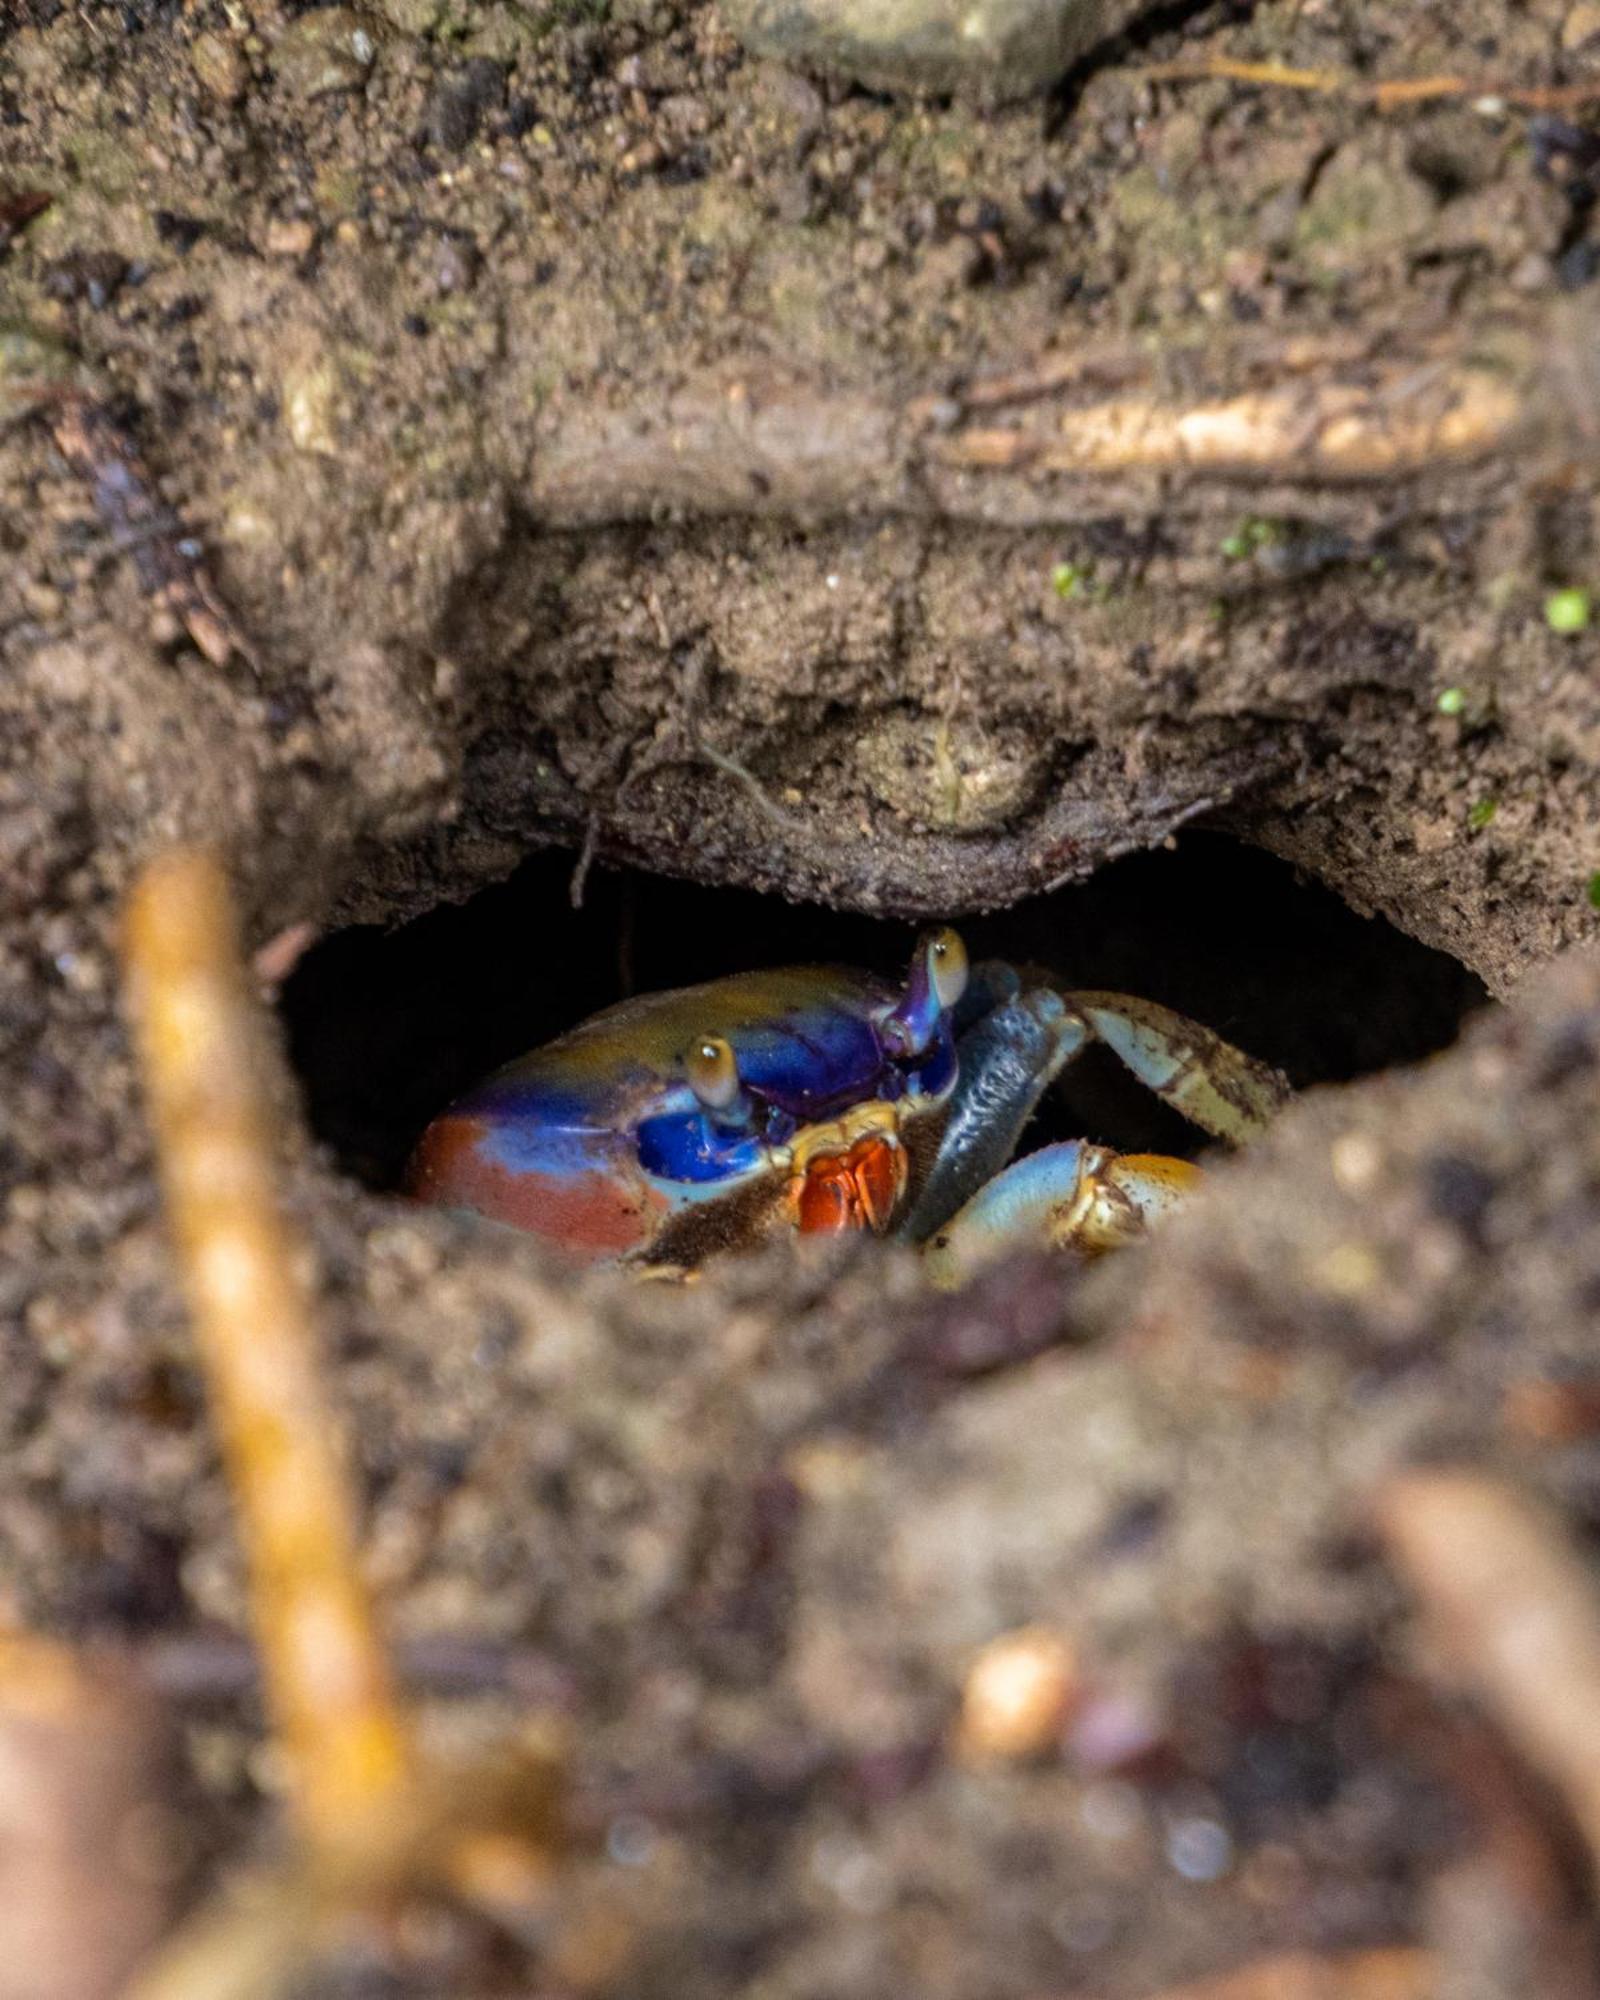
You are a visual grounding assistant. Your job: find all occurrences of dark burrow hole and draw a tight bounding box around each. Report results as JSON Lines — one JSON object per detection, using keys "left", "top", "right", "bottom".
{"left": 284, "top": 833, "right": 1488, "bottom": 1202}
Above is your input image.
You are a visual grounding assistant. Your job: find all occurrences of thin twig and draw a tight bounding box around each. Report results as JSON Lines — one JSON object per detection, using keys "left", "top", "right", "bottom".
{"left": 1138, "top": 56, "right": 1600, "bottom": 114}
{"left": 694, "top": 738, "right": 814, "bottom": 834}
{"left": 569, "top": 811, "right": 602, "bottom": 909}
{"left": 679, "top": 652, "right": 812, "bottom": 837}
{"left": 49, "top": 395, "right": 250, "bottom": 668}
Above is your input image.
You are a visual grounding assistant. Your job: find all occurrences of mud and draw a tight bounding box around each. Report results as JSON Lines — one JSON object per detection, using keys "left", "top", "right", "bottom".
{"left": 6, "top": 0, "right": 1600, "bottom": 1990}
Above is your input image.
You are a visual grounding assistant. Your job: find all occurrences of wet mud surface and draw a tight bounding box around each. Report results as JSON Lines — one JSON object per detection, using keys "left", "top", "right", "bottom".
{"left": 7, "top": 0, "right": 1600, "bottom": 1991}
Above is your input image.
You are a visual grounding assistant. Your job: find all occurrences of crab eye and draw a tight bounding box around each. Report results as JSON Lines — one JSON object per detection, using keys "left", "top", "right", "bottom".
{"left": 928, "top": 927, "right": 968, "bottom": 1010}
{"left": 882, "top": 926, "right": 970, "bottom": 1059}
{"left": 686, "top": 1034, "right": 742, "bottom": 1113}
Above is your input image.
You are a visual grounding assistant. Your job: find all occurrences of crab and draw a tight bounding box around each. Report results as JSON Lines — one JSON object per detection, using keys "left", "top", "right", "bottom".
{"left": 407, "top": 930, "right": 1289, "bottom": 1285}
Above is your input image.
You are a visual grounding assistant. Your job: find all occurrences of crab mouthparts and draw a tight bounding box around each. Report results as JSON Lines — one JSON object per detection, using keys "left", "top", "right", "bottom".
{"left": 786, "top": 1102, "right": 909, "bottom": 1236}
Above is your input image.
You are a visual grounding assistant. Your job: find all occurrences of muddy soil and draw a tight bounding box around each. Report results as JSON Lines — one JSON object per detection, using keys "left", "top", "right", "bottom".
{"left": 7, "top": 0, "right": 1600, "bottom": 1991}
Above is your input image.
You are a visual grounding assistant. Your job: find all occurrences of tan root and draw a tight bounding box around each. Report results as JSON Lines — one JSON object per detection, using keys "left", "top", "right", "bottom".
{"left": 1378, "top": 1470, "right": 1600, "bottom": 1883}
{"left": 123, "top": 849, "right": 415, "bottom": 1857}
{"left": 1137, "top": 56, "right": 1600, "bottom": 114}
{"left": 121, "top": 847, "right": 571, "bottom": 1999}
{"left": 522, "top": 318, "right": 1575, "bottom": 534}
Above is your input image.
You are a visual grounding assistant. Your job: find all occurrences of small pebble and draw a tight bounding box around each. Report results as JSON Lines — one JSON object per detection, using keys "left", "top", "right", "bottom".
{"left": 273, "top": 8, "right": 379, "bottom": 99}
{"left": 282, "top": 354, "right": 340, "bottom": 455}
{"left": 264, "top": 217, "right": 316, "bottom": 258}
{"left": 190, "top": 29, "right": 248, "bottom": 101}
{"left": 955, "top": 1626, "right": 1078, "bottom": 1762}
{"left": 374, "top": 0, "right": 444, "bottom": 29}
{"left": 1329, "top": 1131, "right": 1381, "bottom": 1193}
{"left": 1311, "top": 1241, "right": 1381, "bottom": 1297}
{"left": 659, "top": 92, "right": 711, "bottom": 135}
{"left": 721, "top": 0, "right": 1146, "bottom": 103}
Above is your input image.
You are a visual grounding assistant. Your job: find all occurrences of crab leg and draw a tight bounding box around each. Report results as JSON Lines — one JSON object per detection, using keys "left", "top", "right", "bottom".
{"left": 922, "top": 1141, "right": 1202, "bottom": 1290}
{"left": 1065, "top": 991, "right": 1290, "bottom": 1144}
{"left": 900, "top": 976, "right": 1287, "bottom": 1246}
{"left": 895, "top": 988, "right": 1093, "bottom": 1244}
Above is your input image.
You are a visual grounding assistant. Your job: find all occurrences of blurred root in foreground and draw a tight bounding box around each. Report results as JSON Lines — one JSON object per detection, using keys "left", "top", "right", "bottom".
{"left": 121, "top": 847, "right": 575, "bottom": 2000}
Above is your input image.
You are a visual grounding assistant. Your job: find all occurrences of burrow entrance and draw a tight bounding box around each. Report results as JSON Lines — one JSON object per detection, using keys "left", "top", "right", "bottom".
{"left": 283, "top": 834, "right": 1488, "bottom": 1203}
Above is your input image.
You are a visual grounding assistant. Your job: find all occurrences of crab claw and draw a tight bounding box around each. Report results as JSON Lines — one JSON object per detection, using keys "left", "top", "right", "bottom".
{"left": 921, "top": 1140, "right": 1201, "bottom": 1289}
{"left": 881, "top": 927, "right": 969, "bottom": 1060}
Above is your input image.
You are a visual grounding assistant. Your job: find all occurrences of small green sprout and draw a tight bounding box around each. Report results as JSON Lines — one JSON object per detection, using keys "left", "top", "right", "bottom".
{"left": 1051, "top": 560, "right": 1093, "bottom": 600}
{"left": 1589, "top": 871, "right": 1600, "bottom": 912}
{"left": 1220, "top": 517, "right": 1282, "bottom": 561}
{"left": 1545, "top": 588, "right": 1592, "bottom": 635}
{"left": 1436, "top": 684, "right": 1497, "bottom": 732}
{"left": 1467, "top": 798, "right": 1498, "bottom": 831}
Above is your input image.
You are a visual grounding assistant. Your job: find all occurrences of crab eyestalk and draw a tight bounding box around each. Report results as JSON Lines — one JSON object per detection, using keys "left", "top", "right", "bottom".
{"left": 882, "top": 927, "right": 968, "bottom": 1060}
{"left": 685, "top": 1033, "right": 755, "bottom": 1132}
